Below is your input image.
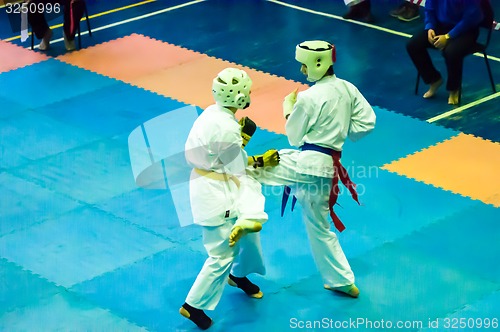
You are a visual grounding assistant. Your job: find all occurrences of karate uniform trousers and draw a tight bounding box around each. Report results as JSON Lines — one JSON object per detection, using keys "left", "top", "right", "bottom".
{"left": 185, "top": 173, "right": 267, "bottom": 310}
{"left": 251, "top": 150, "right": 354, "bottom": 288}
{"left": 248, "top": 74, "right": 375, "bottom": 288}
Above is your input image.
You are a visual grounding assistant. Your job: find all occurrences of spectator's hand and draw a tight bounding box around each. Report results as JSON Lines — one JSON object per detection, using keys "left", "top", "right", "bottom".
{"left": 427, "top": 29, "right": 436, "bottom": 44}
{"left": 433, "top": 35, "right": 448, "bottom": 50}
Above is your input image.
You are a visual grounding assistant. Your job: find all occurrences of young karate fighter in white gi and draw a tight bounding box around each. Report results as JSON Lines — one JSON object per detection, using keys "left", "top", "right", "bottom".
{"left": 252, "top": 40, "right": 376, "bottom": 298}
{"left": 180, "top": 67, "right": 280, "bottom": 330}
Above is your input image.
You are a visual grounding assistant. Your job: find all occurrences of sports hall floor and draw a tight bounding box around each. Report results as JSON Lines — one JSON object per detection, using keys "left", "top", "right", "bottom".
{"left": 1, "top": 0, "right": 499, "bottom": 331}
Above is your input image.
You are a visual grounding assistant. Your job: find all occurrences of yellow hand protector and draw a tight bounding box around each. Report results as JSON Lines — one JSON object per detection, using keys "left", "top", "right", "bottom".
{"left": 239, "top": 116, "right": 257, "bottom": 148}
{"left": 249, "top": 149, "right": 280, "bottom": 168}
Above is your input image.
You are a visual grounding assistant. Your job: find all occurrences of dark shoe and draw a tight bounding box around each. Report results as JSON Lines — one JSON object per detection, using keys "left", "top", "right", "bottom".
{"left": 343, "top": 1, "right": 373, "bottom": 22}
{"left": 228, "top": 274, "right": 263, "bottom": 299}
{"left": 397, "top": 4, "right": 420, "bottom": 22}
{"left": 342, "top": 5, "right": 360, "bottom": 19}
{"left": 179, "top": 303, "right": 212, "bottom": 330}
{"left": 389, "top": 2, "right": 410, "bottom": 18}
{"left": 359, "top": 13, "right": 374, "bottom": 23}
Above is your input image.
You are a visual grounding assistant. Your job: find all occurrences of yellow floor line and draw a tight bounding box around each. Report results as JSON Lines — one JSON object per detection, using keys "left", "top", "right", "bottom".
{"left": 23, "top": 0, "right": 206, "bottom": 50}
{"left": 267, "top": 0, "right": 500, "bottom": 63}
{"left": 3, "top": 0, "right": 156, "bottom": 42}
{"left": 426, "top": 90, "right": 500, "bottom": 123}
{"left": 267, "top": 0, "right": 412, "bottom": 38}
{"left": 267, "top": 0, "right": 500, "bottom": 121}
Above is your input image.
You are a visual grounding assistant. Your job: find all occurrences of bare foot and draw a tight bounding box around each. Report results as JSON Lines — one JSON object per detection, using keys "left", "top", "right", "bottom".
{"left": 39, "top": 29, "right": 53, "bottom": 51}
{"left": 229, "top": 220, "right": 262, "bottom": 247}
{"left": 423, "top": 78, "right": 443, "bottom": 98}
{"left": 448, "top": 90, "right": 459, "bottom": 105}
{"left": 63, "top": 31, "right": 76, "bottom": 51}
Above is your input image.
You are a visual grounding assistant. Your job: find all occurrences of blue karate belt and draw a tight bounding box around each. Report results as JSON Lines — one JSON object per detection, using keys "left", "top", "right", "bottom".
{"left": 280, "top": 143, "right": 335, "bottom": 217}
{"left": 281, "top": 143, "right": 359, "bottom": 233}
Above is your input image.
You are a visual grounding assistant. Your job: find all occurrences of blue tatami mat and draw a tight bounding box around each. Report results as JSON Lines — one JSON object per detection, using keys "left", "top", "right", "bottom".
{"left": 0, "top": 258, "right": 61, "bottom": 314}
{"left": 0, "top": 96, "right": 26, "bottom": 119}
{"left": 1, "top": 0, "right": 499, "bottom": 326}
{"left": 258, "top": 205, "right": 320, "bottom": 290}
{"left": 397, "top": 202, "right": 500, "bottom": 283}
{"left": 343, "top": 106, "right": 459, "bottom": 167}
{"left": 0, "top": 206, "right": 174, "bottom": 287}
{"left": 434, "top": 97, "right": 500, "bottom": 143}
{"left": 0, "top": 172, "right": 81, "bottom": 236}
{"left": 426, "top": 291, "right": 500, "bottom": 331}
{"left": 95, "top": 187, "right": 206, "bottom": 254}
{"left": 0, "top": 293, "right": 147, "bottom": 331}
{"left": 34, "top": 82, "right": 187, "bottom": 139}
{"left": 258, "top": 168, "right": 478, "bottom": 260}
{"left": 0, "top": 110, "right": 103, "bottom": 169}
{"left": 71, "top": 247, "right": 208, "bottom": 332}
{"left": 10, "top": 137, "right": 137, "bottom": 204}
{"left": 344, "top": 243, "right": 498, "bottom": 327}
{"left": 0, "top": 59, "right": 116, "bottom": 109}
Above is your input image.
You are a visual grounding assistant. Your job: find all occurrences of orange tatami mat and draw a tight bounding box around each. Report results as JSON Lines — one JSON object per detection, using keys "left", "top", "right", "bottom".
{"left": 58, "top": 33, "right": 307, "bottom": 134}
{"left": 239, "top": 79, "right": 304, "bottom": 133}
{"left": 57, "top": 34, "right": 205, "bottom": 82}
{"left": 0, "top": 40, "right": 49, "bottom": 73}
{"left": 382, "top": 133, "right": 500, "bottom": 207}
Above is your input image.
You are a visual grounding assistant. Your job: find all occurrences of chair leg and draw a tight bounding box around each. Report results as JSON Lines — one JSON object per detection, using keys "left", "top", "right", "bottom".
{"left": 85, "top": 3, "right": 92, "bottom": 37}
{"left": 30, "top": 29, "right": 34, "bottom": 50}
{"left": 75, "top": 0, "right": 89, "bottom": 49}
{"left": 415, "top": 73, "right": 420, "bottom": 95}
{"left": 78, "top": 23, "right": 82, "bottom": 49}
{"left": 483, "top": 53, "right": 496, "bottom": 93}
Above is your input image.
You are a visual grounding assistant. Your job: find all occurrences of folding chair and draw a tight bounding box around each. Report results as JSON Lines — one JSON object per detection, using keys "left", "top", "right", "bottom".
{"left": 30, "top": 0, "right": 92, "bottom": 50}
{"left": 415, "top": 0, "right": 496, "bottom": 104}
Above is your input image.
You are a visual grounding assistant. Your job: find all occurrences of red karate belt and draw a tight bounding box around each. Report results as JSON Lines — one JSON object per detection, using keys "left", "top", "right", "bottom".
{"left": 329, "top": 150, "right": 359, "bottom": 232}
{"left": 302, "top": 143, "right": 360, "bottom": 232}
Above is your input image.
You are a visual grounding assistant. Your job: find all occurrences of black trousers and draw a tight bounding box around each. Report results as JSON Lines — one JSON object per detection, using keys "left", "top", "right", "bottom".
{"left": 28, "top": 0, "right": 85, "bottom": 41}
{"left": 406, "top": 25, "right": 479, "bottom": 91}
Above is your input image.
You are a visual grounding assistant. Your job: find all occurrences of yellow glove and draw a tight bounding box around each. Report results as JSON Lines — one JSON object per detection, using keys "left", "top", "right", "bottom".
{"left": 248, "top": 149, "right": 280, "bottom": 168}
{"left": 239, "top": 117, "right": 257, "bottom": 148}
{"left": 283, "top": 88, "right": 298, "bottom": 120}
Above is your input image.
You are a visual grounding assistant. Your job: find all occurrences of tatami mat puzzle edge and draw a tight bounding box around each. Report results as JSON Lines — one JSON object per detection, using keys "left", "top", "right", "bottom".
{"left": 56, "top": 33, "right": 307, "bottom": 134}
{"left": 0, "top": 40, "right": 49, "bottom": 74}
{"left": 383, "top": 133, "right": 500, "bottom": 207}
{"left": 1, "top": 7, "right": 499, "bottom": 328}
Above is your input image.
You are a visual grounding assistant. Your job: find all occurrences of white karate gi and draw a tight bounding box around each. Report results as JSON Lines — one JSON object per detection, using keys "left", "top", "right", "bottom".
{"left": 184, "top": 104, "right": 267, "bottom": 310}
{"left": 252, "top": 75, "right": 376, "bottom": 288}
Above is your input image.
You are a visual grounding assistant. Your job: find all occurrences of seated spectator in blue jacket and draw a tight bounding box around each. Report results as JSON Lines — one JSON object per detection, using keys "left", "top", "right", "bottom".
{"left": 406, "top": 0, "right": 483, "bottom": 105}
